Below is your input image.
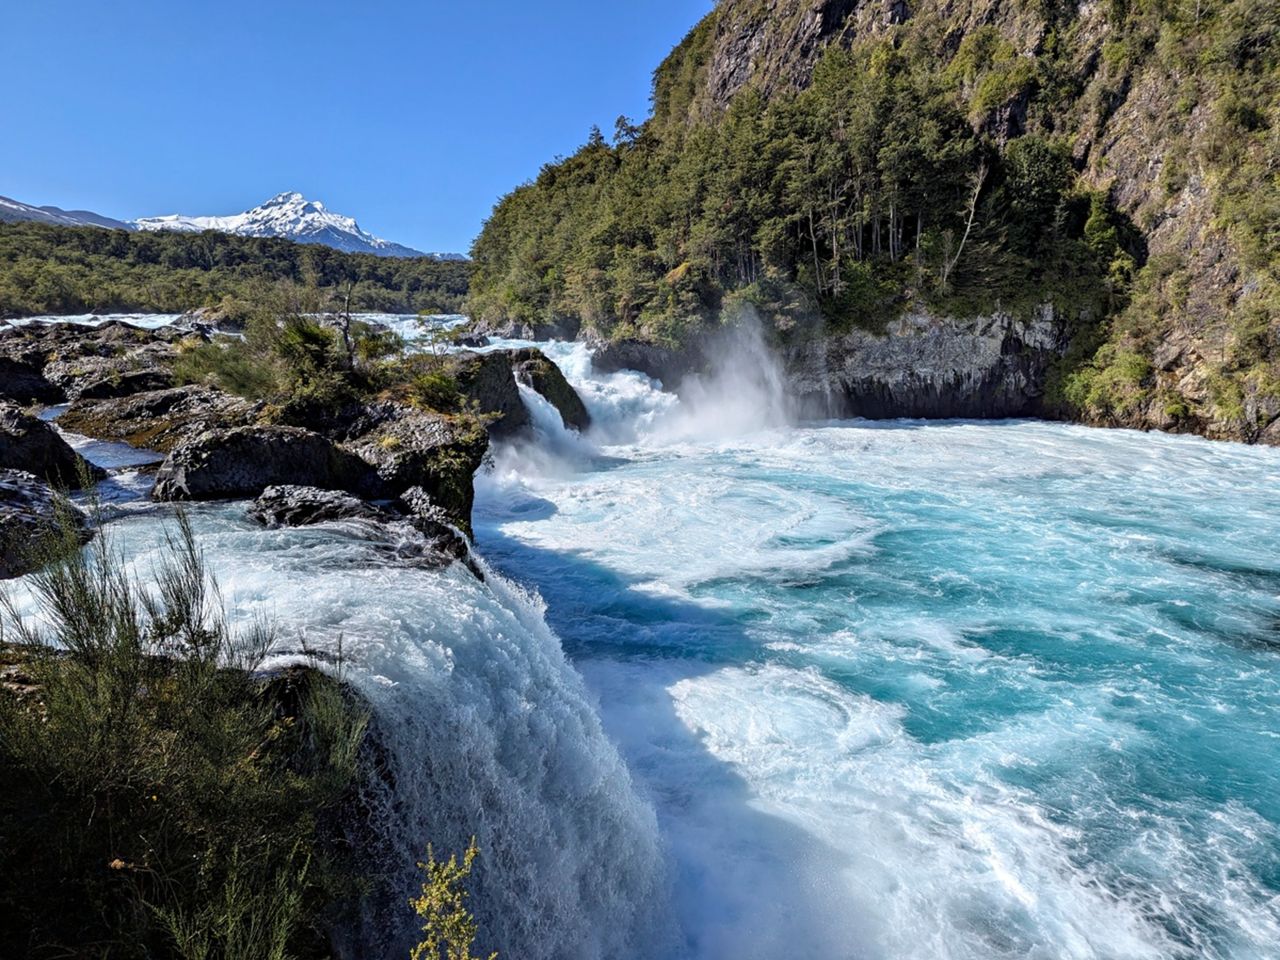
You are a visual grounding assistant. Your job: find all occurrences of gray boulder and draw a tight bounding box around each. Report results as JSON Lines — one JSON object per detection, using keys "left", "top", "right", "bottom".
{"left": 0, "top": 403, "right": 103, "bottom": 488}
{"left": 344, "top": 410, "right": 488, "bottom": 533}
{"left": 153, "top": 425, "right": 382, "bottom": 502}
{"left": 590, "top": 337, "right": 706, "bottom": 388}
{"left": 0, "top": 357, "right": 60, "bottom": 405}
{"left": 466, "top": 315, "right": 581, "bottom": 342}
{"left": 74, "top": 368, "right": 175, "bottom": 402}
{"left": 248, "top": 485, "right": 388, "bottom": 527}
{"left": 0, "top": 469, "right": 91, "bottom": 580}
{"left": 447, "top": 350, "right": 530, "bottom": 437}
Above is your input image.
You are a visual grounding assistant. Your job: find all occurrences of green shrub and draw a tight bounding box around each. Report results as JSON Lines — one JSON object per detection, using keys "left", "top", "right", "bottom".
{"left": 409, "top": 838, "right": 497, "bottom": 960}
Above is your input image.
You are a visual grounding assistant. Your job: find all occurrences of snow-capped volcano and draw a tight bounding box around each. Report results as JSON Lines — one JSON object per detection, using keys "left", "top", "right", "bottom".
{"left": 132, "top": 192, "right": 458, "bottom": 260}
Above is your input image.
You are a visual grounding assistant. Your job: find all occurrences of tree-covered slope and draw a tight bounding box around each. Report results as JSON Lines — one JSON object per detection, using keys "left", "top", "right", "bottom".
{"left": 0, "top": 222, "right": 471, "bottom": 319}
{"left": 468, "top": 0, "right": 1278, "bottom": 443}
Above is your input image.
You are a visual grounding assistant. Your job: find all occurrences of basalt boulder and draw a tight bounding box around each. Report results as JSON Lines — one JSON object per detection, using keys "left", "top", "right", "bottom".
{"left": 590, "top": 337, "right": 707, "bottom": 388}
{"left": 0, "top": 469, "right": 92, "bottom": 580}
{"left": 0, "top": 358, "right": 60, "bottom": 405}
{"left": 45, "top": 349, "right": 180, "bottom": 402}
{"left": 247, "top": 485, "right": 388, "bottom": 528}
{"left": 60, "top": 386, "right": 262, "bottom": 454}
{"left": 247, "top": 483, "right": 477, "bottom": 574}
{"left": 466, "top": 315, "right": 582, "bottom": 342}
{"left": 343, "top": 411, "right": 488, "bottom": 533}
{"left": 446, "top": 350, "right": 530, "bottom": 437}
{"left": 74, "top": 369, "right": 175, "bottom": 403}
{"left": 509, "top": 348, "right": 591, "bottom": 431}
{"left": 153, "top": 425, "right": 383, "bottom": 503}
{"left": 0, "top": 319, "right": 200, "bottom": 403}
{"left": 0, "top": 403, "right": 104, "bottom": 488}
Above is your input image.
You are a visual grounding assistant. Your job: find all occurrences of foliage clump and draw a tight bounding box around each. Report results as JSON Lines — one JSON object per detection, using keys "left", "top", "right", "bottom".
{"left": 409, "top": 838, "right": 497, "bottom": 960}
{"left": 174, "top": 288, "right": 407, "bottom": 423}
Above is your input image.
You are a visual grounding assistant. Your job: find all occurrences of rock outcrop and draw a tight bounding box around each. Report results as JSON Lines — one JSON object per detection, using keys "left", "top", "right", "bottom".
{"left": 343, "top": 410, "right": 488, "bottom": 533}
{"left": 153, "top": 426, "right": 382, "bottom": 503}
{"left": 247, "top": 485, "right": 389, "bottom": 528}
{"left": 0, "top": 319, "right": 204, "bottom": 404}
{"left": 0, "top": 469, "right": 91, "bottom": 580}
{"left": 785, "top": 306, "right": 1068, "bottom": 419}
{"left": 0, "top": 403, "right": 103, "bottom": 488}
{"left": 510, "top": 349, "right": 592, "bottom": 431}
{"left": 60, "top": 386, "right": 261, "bottom": 454}
{"left": 248, "top": 484, "right": 477, "bottom": 573}
{"left": 466, "top": 315, "right": 582, "bottom": 342}
{"left": 447, "top": 350, "right": 530, "bottom": 437}
{"left": 590, "top": 338, "right": 706, "bottom": 390}
{"left": 0, "top": 357, "right": 59, "bottom": 405}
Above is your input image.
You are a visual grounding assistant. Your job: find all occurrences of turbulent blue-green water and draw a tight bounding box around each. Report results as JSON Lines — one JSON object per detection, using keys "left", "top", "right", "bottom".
{"left": 474, "top": 341, "right": 1280, "bottom": 960}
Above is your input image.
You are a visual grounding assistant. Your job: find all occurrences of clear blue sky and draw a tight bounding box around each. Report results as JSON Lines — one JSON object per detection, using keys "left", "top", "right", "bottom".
{"left": 2, "top": 0, "right": 713, "bottom": 254}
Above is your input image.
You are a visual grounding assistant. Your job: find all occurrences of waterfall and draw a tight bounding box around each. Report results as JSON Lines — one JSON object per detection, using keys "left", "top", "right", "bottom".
{"left": 5, "top": 508, "right": 674, "bottom": 960}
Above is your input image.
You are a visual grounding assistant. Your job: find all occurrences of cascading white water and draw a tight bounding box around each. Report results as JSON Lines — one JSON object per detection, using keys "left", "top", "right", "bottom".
{"left": 2, "top": 503, "right": 672, "bottom": 960}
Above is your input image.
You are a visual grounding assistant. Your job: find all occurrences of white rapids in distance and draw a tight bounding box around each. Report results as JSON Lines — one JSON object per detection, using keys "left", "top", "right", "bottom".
{"left": 10, "top": 313, "right": 1280, "bottom": 960}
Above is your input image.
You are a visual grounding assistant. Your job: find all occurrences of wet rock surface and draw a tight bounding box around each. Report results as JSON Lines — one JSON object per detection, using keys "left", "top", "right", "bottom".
{"left": 343, "top": 410, "right": 488, "bottom": 533}
{"left": 0, "top": 357, "right": 60, "bottom": 405}
{"left": 446, "top": 350, "right": 530, "bottom": 437}
{"left": 510, "top": 348, "right": 591, "bottom": 431}
{"left": 784, "top": 306, "right": 1070, "bottom": 420}
{"left": 0, "top": 319, "right": 205, "bottom": 404}
{"left": 0, "top": 469, "right": 91, "bottom": 580}
{"left": 466, "top": 315, "right": 581, "bottom": 342}
{"left": 248, "top": 483, "right": 478, "bottom": 574}
{"left": 0, "top": 402, "right": 104, "bottom": 487}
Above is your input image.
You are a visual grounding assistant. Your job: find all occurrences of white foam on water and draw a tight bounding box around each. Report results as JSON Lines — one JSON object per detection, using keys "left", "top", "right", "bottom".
{"left": 477, "top": 339, "right": 1280, "bottom": 960}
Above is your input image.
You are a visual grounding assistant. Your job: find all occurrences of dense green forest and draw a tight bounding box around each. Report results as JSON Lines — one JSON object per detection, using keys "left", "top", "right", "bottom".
{"left": 468, "top": 0, "right": 1278, "bottom": 430}
{"left": 470, "top": 44, "right": 1131, "bottom": 341}
{"left": 0, "top": 222, "right": 471, "bottom": 318}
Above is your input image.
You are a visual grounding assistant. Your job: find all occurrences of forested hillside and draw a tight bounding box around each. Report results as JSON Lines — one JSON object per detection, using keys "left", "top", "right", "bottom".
{"left": 468, "top": 0, "right": 1278, "bottom": 441}
{"left": 0, "top": 222, "right": 471, "bottom": 318}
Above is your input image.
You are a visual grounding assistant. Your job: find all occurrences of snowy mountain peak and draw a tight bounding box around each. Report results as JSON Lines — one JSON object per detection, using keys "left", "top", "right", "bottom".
{"left": 131, "top": 193, "right": 462, "bottom": 260}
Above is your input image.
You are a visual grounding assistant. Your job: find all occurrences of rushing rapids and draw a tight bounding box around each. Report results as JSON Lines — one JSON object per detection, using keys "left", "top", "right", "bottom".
{"left": 7, "top": 314, "right": 1280, "bottom": 959}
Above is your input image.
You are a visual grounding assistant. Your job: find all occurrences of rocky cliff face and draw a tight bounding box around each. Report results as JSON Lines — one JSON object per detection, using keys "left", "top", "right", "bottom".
{"left": 785, "top": 305, "right": 1068, "bottom": 419}
{"left": 644, "top": 0, "right": 1278, "bottom": 444}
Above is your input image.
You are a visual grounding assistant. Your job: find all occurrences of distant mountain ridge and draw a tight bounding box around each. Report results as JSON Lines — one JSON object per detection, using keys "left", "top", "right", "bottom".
{"left": 0, "top": 191, "right": 463, "bottom": 261}
{"left": 0, "top": 195, "right": 132, "bottom": 231}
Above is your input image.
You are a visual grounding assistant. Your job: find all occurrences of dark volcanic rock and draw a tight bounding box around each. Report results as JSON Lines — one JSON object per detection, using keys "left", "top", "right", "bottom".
{"left": 467, "top": 315, "right": 582, "bottom": 342}
{"left": 446, "top": 350, "right": 530, "bottom": 437}
{"left": 510, "top": 348, "right": 591, "bottom": 431}
{"left": 60, "top": 386, "right": 261, "bottom": 454}
{"left": 784, "top": 306, "right": 1069, "bottom": 420}
{"left": 153, "top": 426, "right": 382, "bottom": 502}
{"left": 0, "top": 319, "right": 201, "bottom": 403}
{"left": 0, "top": 357, "right": 60, "bottom": 405}
{"left": 0, "top": 403, "right": 103, "bottom": 488}
{"left": 74, "top": 369, "right": 175, "bottom": 402}
{"left": 248, "top": 485, "right": 388, "bottom": 527}
{"left": 590, "top": 338, "right": 706, "bottom": 388}
{"left": 248, "top": 484, "right": 478, "bottom": 574}
{"left": 0, "top": 469, "right": 91, "bottom": 580}
{"left": 344, "top": 411, "right": 488, "bottom": 533}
